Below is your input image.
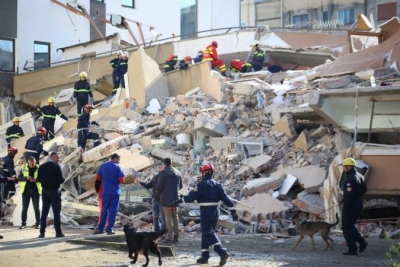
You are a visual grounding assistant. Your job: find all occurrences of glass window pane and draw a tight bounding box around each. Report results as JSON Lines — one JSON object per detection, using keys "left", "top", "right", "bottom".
{"left": 34, "top": 42, "right": 50, "bottom": 70}
{"left": 0, "top": 38, "right": 14, "bottom": 72}
{"left": 122, "top": 0, "right": 134, "bottom": 7}
{"left": 181, "top": 0, "right": 197, "bottom": 39}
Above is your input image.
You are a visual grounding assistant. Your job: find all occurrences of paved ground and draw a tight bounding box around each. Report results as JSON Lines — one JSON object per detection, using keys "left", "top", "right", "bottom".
{"left": 0, "top": 226, "right": 389, "bottom": 267}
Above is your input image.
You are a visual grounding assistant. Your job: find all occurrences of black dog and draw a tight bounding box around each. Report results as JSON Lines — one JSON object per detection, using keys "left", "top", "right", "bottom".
{"left": 123, "top": 223, "right": 168, "bottom": 267}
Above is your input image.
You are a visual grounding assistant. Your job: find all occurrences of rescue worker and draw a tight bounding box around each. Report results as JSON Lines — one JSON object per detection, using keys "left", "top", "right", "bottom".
{"left": 36, "top": 97, "right": 69, "bottom": 140}
{"left": 249, "top": 40, "right": 265, "bottom": 72}
{"left": 73, "top": 71, "right": 93, "bottom": 116}
{"left": 163, "top": 54, "right": 178, "bottom": 73}
{"left": 110, "top": 51, "right": 122, "bottom": 96}
{"left": 202, "top": 41, "right": 227, "bottom": 77}
{"left": 1, "top": 147, "right": 18, "bottom": 200}
{"left": 18, "top": 156, "right": 41, "bottom": 229}
{"left": 25, "top": 127, "right": 49, "bottom": 162}
{"left": 77, "top": 104, "right": 100, "bottom": 150}
{"left": 112, "top": 51, "right": 129, "bottom": 96}
{"left": 5, "top": 117, "right": 24, "bottom": 148}
{"left": 178, "top": 56, "right": 192, "bottom": 70}
{"left": 172, "top": 163, "right": 238, "bottom": 266}
{"left": 340, "top": 157, "right": 368, "bottom": 255}
{"left": 193, "top": 50, "right": 203, "bottom": 63}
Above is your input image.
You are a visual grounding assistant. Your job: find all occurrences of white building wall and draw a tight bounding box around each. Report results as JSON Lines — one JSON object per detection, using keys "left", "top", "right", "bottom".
{"left": 17, "top": 0, "right": 91, "bottom": 72}
{"left": 60, "top": 40, "right": 115, "bottom": 61}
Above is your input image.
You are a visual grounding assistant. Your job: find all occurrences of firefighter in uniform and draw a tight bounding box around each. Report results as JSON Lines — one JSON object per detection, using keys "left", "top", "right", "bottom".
{"left": 5, "top": 117, "right": 24, "bottom": 148}
{"left": 202, "top": 41, "right": 227, "bottom": 76}
{"left": 2, "top": 147, "right": 18, "bottom": 200}
{"left": 74, "top": 71, "right": 93, "bottom": 116}
{"left": 163, "top": 54, "right": 178, "bottom": 73}
{"left": 249, "top": 40, "right": 265, "bottom": 72}
{"left": 110, "top": 51, "right": 122, "bottom": 96}
{"left": 172, "top": 163, "right": 238, "bottom": 266}
{"left": 77, "top": 104, "right": 100, "bottom": 150}
{"left": 340, "top": 157, "right": 368, "bottom": 255}
{"left": 112, "top": 51, "right": 129, "bottom": 96}
{"left": 36, "top": 97, "right": 69, "bottom": 140}
{"left": 25, "top": 127, "right": 49, "bottom": 162}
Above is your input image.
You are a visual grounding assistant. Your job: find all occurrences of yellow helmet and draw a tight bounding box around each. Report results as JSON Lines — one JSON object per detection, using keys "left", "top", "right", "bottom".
{"left": 12, "top": 117, "right": 20, "bottom": 123}
{"left": 342, "top": 158, "right": 356, "bottom": 166}
{"left": 48, "top": 96, "right": 55, "bottom": 103}
{"left": 79, "top": 71, "right": 87, "bottom": 78}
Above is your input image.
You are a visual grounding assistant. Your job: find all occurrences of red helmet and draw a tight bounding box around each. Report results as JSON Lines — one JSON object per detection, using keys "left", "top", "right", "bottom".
{"left": 211, "top": 41, "right": 218, "bottom": 47}
{"left": 7, "top": 146, "right": 18, "bottom": 155}
{"left": 84, "top": 104, "right": 94, "bottom": 111}
{"left": 37, "top": 127, "right": 47, "bottom": 134}
{"left": 200, "top": 163, "right": 214, "bottom": 173}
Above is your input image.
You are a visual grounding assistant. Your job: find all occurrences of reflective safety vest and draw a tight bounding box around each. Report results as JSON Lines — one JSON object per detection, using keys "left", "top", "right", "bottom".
{"left": 20, "top": 164, "right": 42, "bottom": 194}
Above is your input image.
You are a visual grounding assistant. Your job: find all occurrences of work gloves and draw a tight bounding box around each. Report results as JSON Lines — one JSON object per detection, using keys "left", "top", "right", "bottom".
{"left": 231, "top": 210, "right": 239, "bottom": 222}
{"left": 43, "top": 150, "right": 49, "bottom": 156}
{"left": 172, "top": 198, "right": 183, "bottom": 207}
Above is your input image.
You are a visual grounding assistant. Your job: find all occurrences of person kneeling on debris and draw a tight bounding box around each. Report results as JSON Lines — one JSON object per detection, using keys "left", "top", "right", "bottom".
{"left": 18, "top": 156, "right": 41, "bottom": 230}
{"left": 249, "top": 40, "right": 265, "bottom": 72}
{"left": 1, "top": 147, "right": 18, "bottom": 200}
{"left": 77, "top": 104, "right": 100, "bottom": 150}
{"left": 172, "top": 163, "right": 238, "bottom": 266}
{"left": 178, "top": 56, "right": 192, "bottom": 71}
{"left": 25, "top": 127, "right": 49, "bottom": 162}
{"left": 164, "top": 54, "right": 178, "bottom": 73}
{"left": 5, "top": 117, "right": 24, "bottom": 148}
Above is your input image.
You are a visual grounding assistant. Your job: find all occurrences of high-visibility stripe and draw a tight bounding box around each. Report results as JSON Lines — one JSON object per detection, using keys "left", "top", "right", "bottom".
{"left": 25, "top": 149, "right": 38, "bottom": 153}
{"left": 5, "top": 134, "right": 22, "bottom": 138}
{"left": 74, "top": 89, "right": 91, "bottom": 93}
{"left": 112, "top": 88, "right": 118, "bottom": 92}
{"left": 202, "top": 58, "right": 213, "bottom": 61}
{"left": 43, "top": 114, "right": 56, "bottom": 119}
{"left": 199, "top": 202, "right": 219, "bottom": 206}
{"left": 120, "top": 62, "right": 127, "bottom": 65}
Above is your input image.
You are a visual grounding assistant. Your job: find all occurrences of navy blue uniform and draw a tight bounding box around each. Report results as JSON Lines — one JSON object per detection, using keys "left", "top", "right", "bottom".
{"left": 77, "top": 112, "right": 100, "bottom": 149}
{"left": 1, "top": 155, "right": 17, "bottom": 200}
{"left": 36, "top": 105, "right": 68, "bottom": 140}
{"left": 341, "top": 168, "right": 368, "bottom": 252}
{"left": 74, "top": 80, "right": 93, "bottom": 116}
{"left": 163, "top": 57, "right": 177, "bottom": 73}
{"left": 25, "top": 134, "right": 47, "bottom": 162}
{"left": 5, "top": 125, "right": 24, "bottom": 148}
{"left": 110, "top": 57, "right": 120, "bottom": 95}
{"left": 250, "top": 47, "right": 265, "bottom": 71}
{"left": 182, "top": 175, "right": 236, "bottom": 260}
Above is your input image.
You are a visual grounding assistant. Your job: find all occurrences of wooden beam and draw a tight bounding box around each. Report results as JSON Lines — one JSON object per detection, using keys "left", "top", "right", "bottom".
{"left": 123, "top": 20, "right": 140, "bottom": 46}
{"left": 78, "top": 5, "right": 103, "bottom": 38}
{"left": 50, "top": 0, "right": 83, "bottom": 16}
{"left": 137, "top": 23, "right": 146, "bottom": 47}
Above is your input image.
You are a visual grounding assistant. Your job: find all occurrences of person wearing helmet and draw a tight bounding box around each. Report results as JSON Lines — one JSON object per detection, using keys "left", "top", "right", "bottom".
{"left": 112, "top": 51, "right": 129, "bottom": 96}
{"left": 24, "top": 127, "right": 49, "bottom": 162}
{"left": 178, "top": 56, "right": 192, "bottom": 71}
{"left": 74, "top": 71, "right": 93, "bottom": 116}
{"left": 163, "top": 54, "right": 178, "bottom": 73}
{"left": 193, "top": 50, "right": 203, "bottom": 64}
{"left": 249, "top": 40, "right": 265, "bottom": 72}
{"left": 1, "top": 147, "right": 18, "bottom": 202}
{"left": 35, "top": 97, "right": 69, "bottom": 140}
{"left": 340, "top": 157, "right": 368, "bottom": 256}
{"left": 77, "top": 104, "right": 100, "bottom": 150}
{"left": 172, "top": 162, "right": 238, "bottom": 266}
{"left": 110, "top": 51, "right": 122, "bottom": 96}
{"left": 202, "top": 41, "right": 227, "bottom": 77}
{"left": 5, "top": 117, "right": 24, "bottom": 148}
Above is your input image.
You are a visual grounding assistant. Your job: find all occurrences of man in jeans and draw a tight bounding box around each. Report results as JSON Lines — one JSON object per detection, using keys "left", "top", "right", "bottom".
{"left": 134, "top": 169, "right": 166, "bottom": 232}
{"left": 155, "top": 158, "right": 182, "bottom": 244}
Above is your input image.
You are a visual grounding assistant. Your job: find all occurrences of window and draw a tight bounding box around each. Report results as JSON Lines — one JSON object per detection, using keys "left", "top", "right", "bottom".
{"left": 34, "top": 41, "right": 50, "bottom": 70}
{"left": 292, "top": 14, "right": 308, "bottom": 27}
{"left": 0, "top": 37, "right": 14, "bottom": 72}
{"left": 323, "top": 11, "right": 329, "bottom": 22}
{"left": 93, "top": 0, "right": 103, "bottom": 2}
{"left": 338, "top": 9, "right": 355, "bottom": 24}
{"left": 122, "top": 0, "right": 134, "bottom": 8}
{"left": 180, "top": 0, "right": 197, "bottom": 39}
{"left": 377, "top": 2, "right": 397, "bottom": 21}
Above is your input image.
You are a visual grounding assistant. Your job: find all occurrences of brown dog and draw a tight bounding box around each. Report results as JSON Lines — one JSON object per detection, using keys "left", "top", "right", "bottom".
{"left": 292, "top": 213, "right": 339, "bottom": 251}
{"left": 123, "top": 222, "right": 168, "bottom": 267}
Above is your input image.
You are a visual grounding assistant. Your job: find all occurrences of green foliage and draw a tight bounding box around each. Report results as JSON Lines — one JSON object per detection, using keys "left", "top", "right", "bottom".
{"left": 385, "top": 232, "right": 400, "bottom": 267}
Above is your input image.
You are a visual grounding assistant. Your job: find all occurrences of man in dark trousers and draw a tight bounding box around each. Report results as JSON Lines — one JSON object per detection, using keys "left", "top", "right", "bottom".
{"left": 114, "top": 51, "right": 129, "bottom": 96}
{"left": 35, "top": 96, "right": 69, "bottom": 140}
{"left": 94, "top": 153, "right": 125, "bottom": 235}
{"left": 110, "top": 51, "right": 122, "bottom": 96}
{"left": 73, "top": 71, "right": 93, "bottom": 116}
{"left": 1, "top": 147, "right": 18, "bottom": 200}
{"left": 340, "top": 157, "right": 368, "bottom": 255}
{"left": 37, "top": 151, "right": 65, "bottom": 238}
{"left": 155, "top": 158, "right": 182, "bottom": 244}
{"left": 25, "top": 127, "right": 48, "bottom": 162}
{"left": 77, "top": 104, "right": 100, "bottom": 150}
{"left": 249, "top": 40, "right": 265, "bottom": 71}
{"left": 18, "top": 156, "right": 41, "bottom": 229}
{"left": 172, "top": 163, "right": 238, "bottom": 266}
{"left": 5, "top": 117, "right": 24, "bottom": 148}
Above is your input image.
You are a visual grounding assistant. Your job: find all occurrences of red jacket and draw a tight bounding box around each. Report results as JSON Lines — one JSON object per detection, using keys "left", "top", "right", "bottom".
{"left": 203, "top": 45, "right": 218, "bottom": 61}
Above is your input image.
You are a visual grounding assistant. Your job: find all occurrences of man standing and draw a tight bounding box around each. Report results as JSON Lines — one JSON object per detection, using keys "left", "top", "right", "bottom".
{"left": 172, "top": 163, "right": 238, "bottom": 266}
{"left": 74, "top": 71, "right": 93, "bottom": 116}
{"left": 37, "top": 151, "right": 65, "bottom": 238}
{"left": 36, "top": 96, "right": 69, "bottom": 140}
{"left": 249, "top": 40, "right": 265, "bottom": 72}
{"left": 110, "top": 51, "right": 122, "bottom": 96}
{"left": 77, "top": 104, "right": 100, "bottom": 150}
{"left": 340, "top": 157, "right": 368, "bottom": 255}
{"left": 18, "top": 156, "right": 41, "bottom": 229}
{"left": 94, "top": 153, "right": 125, "bottom": 235}
{"left": 1, "top": 147, "right": 18, "bottom": 200}
{"left": 155, "top": 158, "right": 182, "bottom": 244}
{"left": 5, "top": 117, "right": 24, "bottom": 148}
{"left": 113, "top": 51, "right": 129, "bottom": 96}
{"left": 25, "top": 127, "right": 48, "bottom": 162}
{"left": 202, "top": 41, "right": 227, "bottom": 77}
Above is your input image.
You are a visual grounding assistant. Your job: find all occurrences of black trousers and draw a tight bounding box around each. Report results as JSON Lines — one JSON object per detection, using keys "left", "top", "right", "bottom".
{"left": 78, "top": 130, "right": 100, "bottom": 149}
{"left": 77, "top": 98, "right": 88, "bottom": 116}
{"left": 342, "top": 201, "right": 366, "bottom": 251}
{"left": 4, "top": 181, "right": 16, "bottom": 199}
{"left": 42, "top": 120, "right": 55, "bottom": 141}
{"left": 21, "top": 190, "right": 40, "bottom": 225}
{"left": 40, "top": 188, "right": 62, "bottom": 235}
{"left": 250, "top": 60, "right": 263, "bottom": 71}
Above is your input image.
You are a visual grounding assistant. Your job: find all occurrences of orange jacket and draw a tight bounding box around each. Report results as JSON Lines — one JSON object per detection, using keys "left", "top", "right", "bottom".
{"left": 203, "top": 45, "right": 218, "bottom": 61}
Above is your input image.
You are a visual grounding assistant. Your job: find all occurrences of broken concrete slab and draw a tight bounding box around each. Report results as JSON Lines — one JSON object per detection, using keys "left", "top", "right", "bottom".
{"left": 333, "top": 131, "right": 353, "bottom": 152}
{"left": 308, "top": 126, "right": 328, "bottom": 139}
{"left": 235, "top": 165, "right": 253, "bottom": 178}
{"left": 209, "top": 137, "right": 238, "bottom": 153}
{"left": 194, "top": 113, "right": 227, "bottom": 137}
{"left": 277, "top": 174, "right": 298, "bottom": 197}
{"left": 242, "top": 177, "right": 282, "bottom": 197}
{"left": 295, "top": 191, "right": 325, "bottom": 218}
{"left": 241, "top": 154, "right": 272, "bottom": 173}
{"left": 293, "top": 131, "right": 313, "bottom": 152}
{"left": 319, "top": 75, "right": 355, "bottom": 89}
{"left": 150, "top": 148, "right": 186, "bottom": 166}
{"left": 271, "top": 114, "right": 297, "bottom": 138}
{"left": 229, "top": 79, "right": 272, "bottom": 96}
{"left": 82, "top": 136, "right": 131, "bottom": 163}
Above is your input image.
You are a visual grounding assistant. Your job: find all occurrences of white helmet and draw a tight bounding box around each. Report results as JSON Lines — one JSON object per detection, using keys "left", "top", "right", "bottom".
{"left": 123, "top": 51, "right": 129, "bottom": 57}
{"left": 117, "top": 50, "right": 123, "bottom": 56}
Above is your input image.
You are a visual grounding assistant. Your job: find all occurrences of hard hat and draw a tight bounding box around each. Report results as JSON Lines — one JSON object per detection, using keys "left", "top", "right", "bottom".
{"left": 184, "top": 56, "right": 192, "bottom": 63}
{"left": 342, "top": 158, "right": 356, "bottom": 166}
{"left": 7, "top": 146, "right": 18, "bottom": 155}
{"left": 250, "top": 40, "right": 260, "bottom": 47}
{"left": 79, "top": 71, "right": 87, "bottom": 78}
{"left": 48, "top": 96, "right": 55, "bottom": 103}
{"left": 200, "top": 163, "right": 215, "bottom": 173}
{"left": 12, "top": 117, "right": 20, "bottom": 123}
{"left": 211, "top": 41, "right": 218, "bottom": 47}
{"left": 117, "top": 50, "right": 123, "bottom": 56}
{"left": 84, "top": 104, "right": 94, "bottom": 111}
{"left": 123, "top": 51, "right": 129, "bottom": 57}
{"left": 167, "top": 54, "right": 174, "bottom": 61}
{"left": 37, "top": 127, "right": 47, "bottom": 135}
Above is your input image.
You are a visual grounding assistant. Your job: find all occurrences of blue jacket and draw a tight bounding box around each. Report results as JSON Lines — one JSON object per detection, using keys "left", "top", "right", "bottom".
{"left": 0, "top": 155, "right": 16, "bottom": 183}
{"left": 96, "top": 161, "right": 125, "bottom": 195}
{"left": 342, "top": 168, "right": 367, "bottom": 214}
{"left": 110, "top": 58, "right": 120, "bottom": 70}
{"left": 118, "top": 59, "right": 128, "bottom": 75}
{"left": 25, "top": 134, "right": 44, "bottom": 154}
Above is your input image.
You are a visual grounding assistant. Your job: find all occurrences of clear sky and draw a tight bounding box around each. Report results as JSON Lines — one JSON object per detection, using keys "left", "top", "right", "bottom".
{"left": 181, "top": 0, "right": 196, "bottom": 9}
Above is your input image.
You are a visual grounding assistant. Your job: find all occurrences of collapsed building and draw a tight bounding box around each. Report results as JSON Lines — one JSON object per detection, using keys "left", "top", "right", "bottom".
{"left": 1, "top": 15, "right": 400, "bottom": 240}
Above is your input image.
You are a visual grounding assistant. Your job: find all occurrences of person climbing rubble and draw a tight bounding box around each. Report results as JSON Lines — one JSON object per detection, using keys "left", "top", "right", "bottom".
{"left": 73, "top": 71, "right": 93, "bottom": 116}
{"left": 25, "top": 127, "right": 48, "bottom": 162}
{"left": 202, "top": 41, "right": 227, "bottom": 77}
{"left": 5, "top": 117, "right": 24, "bottom": 148}
{"left": 77, "top": 104, "right": 100, "bottom": 150}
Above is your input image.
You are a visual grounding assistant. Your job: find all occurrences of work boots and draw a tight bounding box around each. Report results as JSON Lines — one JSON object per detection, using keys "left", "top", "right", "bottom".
{"left": 196, "top": 257, "right": 209, "bottom": 264}
{"left": 219, "top": 253, "right": 230, "bottom": 266}
{"left": 173, "top": 235, "right": 179, "bottom": 244}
